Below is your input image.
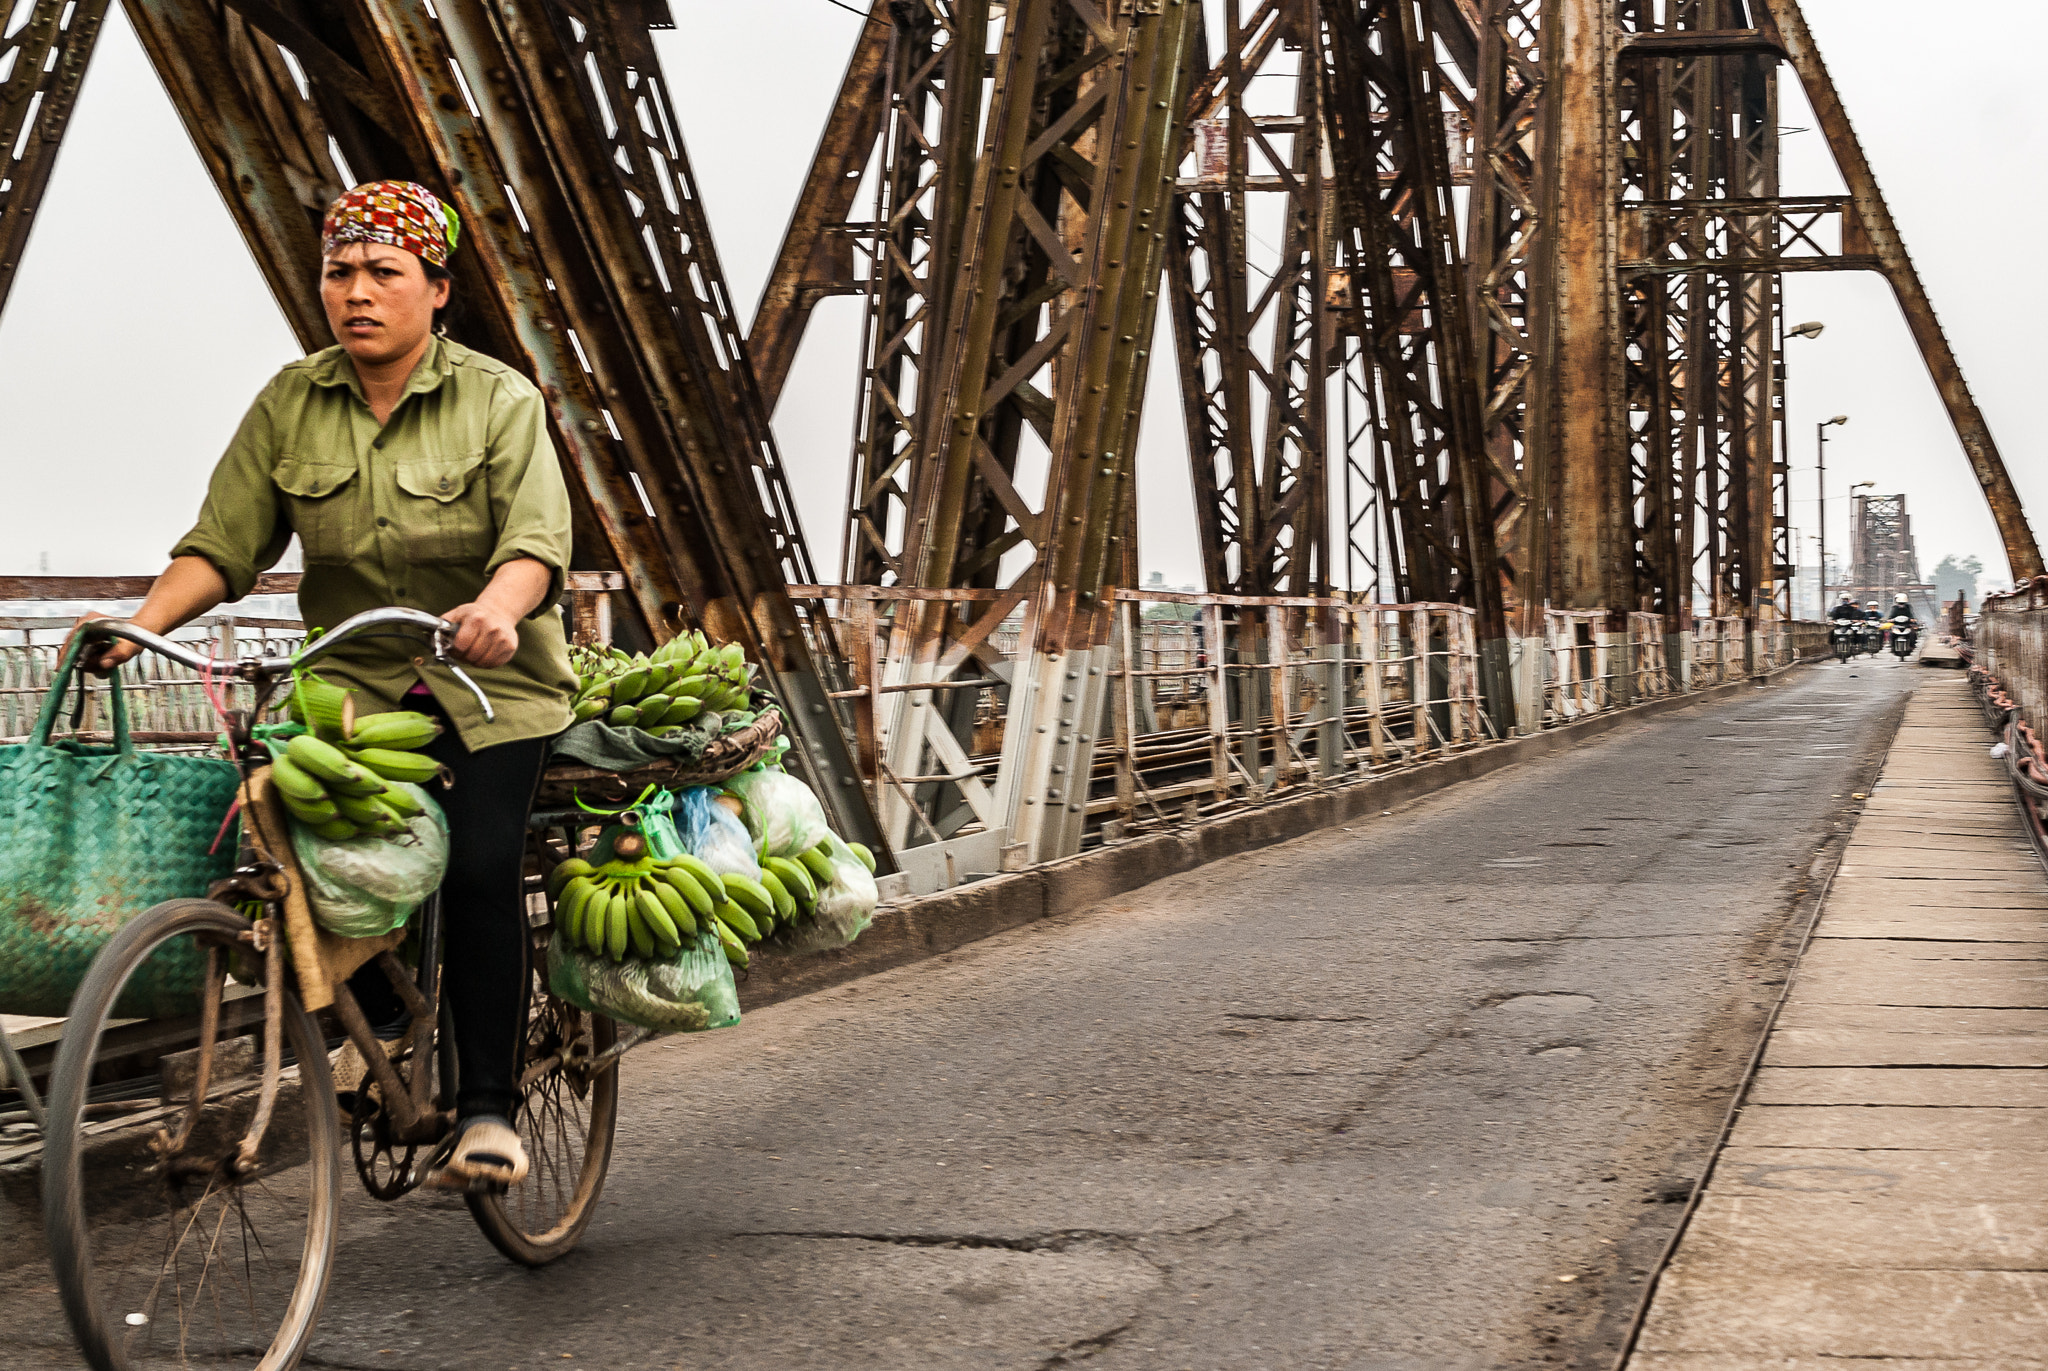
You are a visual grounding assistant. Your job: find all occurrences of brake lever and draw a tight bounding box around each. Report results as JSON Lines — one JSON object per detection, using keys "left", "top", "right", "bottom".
{"left": 432, "top": 627, "right": 497, "bottom": 723}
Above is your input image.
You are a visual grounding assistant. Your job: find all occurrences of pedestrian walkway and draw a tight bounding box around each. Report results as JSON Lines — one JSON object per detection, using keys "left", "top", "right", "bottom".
{"left": 1631, "top": 676, "right": 2048, "bottom": 1367}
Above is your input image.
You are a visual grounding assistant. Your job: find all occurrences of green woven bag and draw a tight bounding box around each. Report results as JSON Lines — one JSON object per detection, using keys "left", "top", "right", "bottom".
{"left": 0, "top": 635, "right": 242, "bottom": 1018}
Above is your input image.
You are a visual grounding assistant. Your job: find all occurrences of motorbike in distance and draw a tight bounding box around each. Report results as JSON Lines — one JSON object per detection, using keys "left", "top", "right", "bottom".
{"left": 1886, "top": 617, "right": 1919, "bottom": 660}
{"left": 1830, "top": 617, "right": 1883, "bottom": 662}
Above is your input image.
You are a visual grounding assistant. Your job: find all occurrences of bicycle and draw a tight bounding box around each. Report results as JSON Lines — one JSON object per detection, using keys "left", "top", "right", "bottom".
{"left": 39, "top": 607, "right": 623, "bottom": 1371}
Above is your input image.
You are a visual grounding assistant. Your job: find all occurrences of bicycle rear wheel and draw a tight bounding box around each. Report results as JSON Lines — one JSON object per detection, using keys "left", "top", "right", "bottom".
{"left": 465, "top": 954, "right": 618, "bottom": 1266}
{"left": 44, "top": 899, "right": 339, "bottom": 1371}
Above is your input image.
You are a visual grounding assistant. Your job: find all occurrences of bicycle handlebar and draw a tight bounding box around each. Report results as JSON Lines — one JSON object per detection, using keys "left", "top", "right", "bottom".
{"left": 81, "top": 605, "right": 496, "bottom": 722}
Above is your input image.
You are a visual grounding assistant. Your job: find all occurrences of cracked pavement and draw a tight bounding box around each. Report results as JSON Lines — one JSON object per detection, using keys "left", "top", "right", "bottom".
{"left": 4, "top": 660, "right": 1924, "bottom": 1369}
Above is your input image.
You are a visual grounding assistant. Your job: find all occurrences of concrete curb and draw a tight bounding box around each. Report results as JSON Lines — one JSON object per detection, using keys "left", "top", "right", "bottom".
{"left": 739, "top": 669, "right": 1798, "bottom": 1011}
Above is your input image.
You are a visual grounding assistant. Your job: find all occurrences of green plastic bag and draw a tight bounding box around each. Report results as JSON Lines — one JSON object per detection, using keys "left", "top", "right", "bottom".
{"left": 288, "top": 783, "right": 448, "bottom": 939}
{"left": 546, "top": 926, "right": 740, "bottom": 1034}
{"left": 0, "top": 635, "right": 240, "bottom": 1017}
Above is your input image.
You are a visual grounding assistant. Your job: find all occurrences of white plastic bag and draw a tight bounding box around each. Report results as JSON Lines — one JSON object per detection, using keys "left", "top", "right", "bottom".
{"left": 723, "top": 767, "right": 830, "bottom": 858}
{"left": 288, "top": 783, "right": 448, "bottom": 940}
{"left": 784, "top": 832, "right": 877, "bottom": 952}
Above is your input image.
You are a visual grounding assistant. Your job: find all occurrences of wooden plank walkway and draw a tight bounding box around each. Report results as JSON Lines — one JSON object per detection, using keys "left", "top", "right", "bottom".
{"left": 1631, "top": 677, "right": 2048, "bottom": 1369}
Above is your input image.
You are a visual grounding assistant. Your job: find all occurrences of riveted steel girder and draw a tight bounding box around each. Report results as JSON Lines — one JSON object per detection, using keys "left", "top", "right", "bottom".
{"left": 878, "top": 0, "right": 1199, "bottom": 860}
{"left": 7, "top": 0, "right": 886, "bottom": 849}
{"left": 0, "top": 0, "right": 112, "bottom": 317}
{"left": 1756, "top": 0, "right": 2042, "bottom": 581}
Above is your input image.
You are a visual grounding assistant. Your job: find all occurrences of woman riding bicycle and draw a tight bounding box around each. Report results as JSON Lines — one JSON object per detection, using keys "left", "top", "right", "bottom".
{"left": 73, "top": 181, "right": 574, "bottom": 1189}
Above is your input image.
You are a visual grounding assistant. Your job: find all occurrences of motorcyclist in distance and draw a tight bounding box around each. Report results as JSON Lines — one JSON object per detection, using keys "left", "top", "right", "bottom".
{"left": 1864, "top": 600, "right": 1884, "bottom": 620}
{"left": 1888, "top": 593, "right": 1918, "bottom": 625}
{"left": 1828, "top": 594, "right": 1864, "bottom": 621}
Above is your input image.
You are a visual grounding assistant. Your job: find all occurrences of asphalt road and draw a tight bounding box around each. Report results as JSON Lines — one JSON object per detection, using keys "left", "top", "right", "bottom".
{"left": 12, "top": 658, "right": 1927, "bottom": 1370}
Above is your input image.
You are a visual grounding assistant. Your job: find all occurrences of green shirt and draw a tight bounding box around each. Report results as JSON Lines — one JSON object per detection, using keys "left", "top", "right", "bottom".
{"left": 172, "top": 337, "right": 576, "bottom": 750}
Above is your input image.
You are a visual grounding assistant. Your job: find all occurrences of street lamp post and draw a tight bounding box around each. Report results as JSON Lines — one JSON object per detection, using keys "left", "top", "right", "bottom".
{"left": 1785, "top": 322, "right": 1828, "bottom": 619}
{"left": 1818, "top": 414, "right": 1849, "bottom": 610}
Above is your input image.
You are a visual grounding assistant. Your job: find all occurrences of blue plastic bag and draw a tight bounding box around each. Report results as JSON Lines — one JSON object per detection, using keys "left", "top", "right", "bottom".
{"left": 676, "top": 785, "right": 761, "bottom": 881}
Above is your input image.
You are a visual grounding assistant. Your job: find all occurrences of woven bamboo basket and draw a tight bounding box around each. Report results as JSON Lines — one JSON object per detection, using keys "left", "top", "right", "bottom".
{"left": 534, "top": 703, "right": 784, "bottom": 809}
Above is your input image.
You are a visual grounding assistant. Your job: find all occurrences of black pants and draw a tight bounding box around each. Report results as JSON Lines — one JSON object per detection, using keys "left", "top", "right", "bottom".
{"left": 347, "top": 696, "right": 548, "bottom": 1121}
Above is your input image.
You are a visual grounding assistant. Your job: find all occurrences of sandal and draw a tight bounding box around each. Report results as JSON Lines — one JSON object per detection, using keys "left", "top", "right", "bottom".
{"left": 427, "top": 1116, "right": 529, "bottom": 1189}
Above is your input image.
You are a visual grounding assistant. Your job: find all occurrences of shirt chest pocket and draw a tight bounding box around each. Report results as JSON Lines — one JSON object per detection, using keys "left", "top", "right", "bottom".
{"left": 394, "top": 451, "right": 492, "bottom": 565}
{"left": 273, "top": 458, "right": 359, "bottom": 565}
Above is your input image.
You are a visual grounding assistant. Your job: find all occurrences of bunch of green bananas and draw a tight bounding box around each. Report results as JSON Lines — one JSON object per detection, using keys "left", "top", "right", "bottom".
{"left": 268, "top": 699, "right": 447, "bottom": 842}
{"left": 548, "top": 837, "right": 730, "bottom": 964}
{"left": 568, "top": 632, "right": 754, "bottom": 734}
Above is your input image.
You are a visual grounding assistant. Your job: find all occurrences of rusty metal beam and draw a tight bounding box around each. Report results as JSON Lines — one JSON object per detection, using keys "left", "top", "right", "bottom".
{"left": 1620, "top": 29, "right": 1783, "bottom": 58}
{"left": 1323, "top": 0, "right": 1513, "bottom": 726}
{"left": 0, "top": 1, "right": 112, "bottom": 320}
{"left": 749, "top": 6, "right": 892, "bottom": 413}
{"left": 1757, "top": 0, "right": 2042, "bottom": 580}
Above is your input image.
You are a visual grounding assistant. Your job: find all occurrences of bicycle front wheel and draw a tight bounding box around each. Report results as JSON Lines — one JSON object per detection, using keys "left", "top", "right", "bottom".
{"left": 44, "top": 899, "right": 340, "bottom": 1371}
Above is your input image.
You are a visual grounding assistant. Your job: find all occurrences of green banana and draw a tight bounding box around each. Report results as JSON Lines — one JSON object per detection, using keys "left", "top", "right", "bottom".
{"left": 654, "top": 865, "right": 713, "bottom": 919}
{"left": 659, "top": 697, "right": 703, "bottom": 726}
{"left": 757, "top": 869, "right": 797, "bottom": 922}
{"left": 799, "top": 846, "right": 837, "bottom": 887}
{"left": 715, "top": 899, "right": 760, "bottom": 942}
{"left": 312, "top": 818, "right": 360, "bottom": 841}
{"left": 714, "top": 916, "right": 749, "bottom": 968}
{"left": 636, "top": 886, "right": 680, "bottom": 948}
{"left": 665, "top": 855, "right": 727, "bottom": 906}
{"left": 284, "top": 793, "right": 341, "bottom": 826}
{"left": 548, "top": 858, "right": 596, "bottom": 901}
{"left": 615, "top": 668, "right": 650, "bottom": 701}
{"left": 347, "top": 747, "right": 446, "bottom": 785}
{"left": 286, "top": 733, "right": 365, "bottom": 786}
{"left": 346, "top": 711, "right": 441, "bottom": 750}
{"left": 848, "top": 842, "right": 877, "bottom": 873}
{"left": 335, "top": 792, "right": 406, "bottom": 832}
{"left": 650, "top": 879, "right": 698, "bottom": 937}
{"left": 557, "top": 876, "right": 598, "bottom": 945}
{"left": 608, "top": 704, "right": 641, "bottom": 728}
{"left": 268, "top": 753, "right": 330, "bottom": 804}
{"left": 763, "top": 856, "right": 817, "bottom": 907}
{"left": 722, "top": 873, "right": 775, "bottom": 923}
{"left": 605, "top": 889, "right": 630, "bottom": 961}
{"left": 378, "top": 784, "right": 424, "bottom": 819}
{"left": 636, "top": 693, "right": 673, "bottom": 721}
{"left": 624, "top": 897, "right": 656, "bottom": 960}
{"left": 572, "top": 698, "right": 608, "bottom": 723}
{"left": 669, "top": 676, "right": 714, "bottom": 700}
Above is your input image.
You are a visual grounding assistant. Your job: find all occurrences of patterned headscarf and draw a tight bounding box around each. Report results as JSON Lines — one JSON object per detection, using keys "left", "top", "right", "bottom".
{"left": 320, "top": 180, "right": 461, "bottom": 268}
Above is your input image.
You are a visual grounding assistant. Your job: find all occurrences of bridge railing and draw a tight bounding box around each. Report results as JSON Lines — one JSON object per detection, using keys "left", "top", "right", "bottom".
{"left": 1, "top": 616, "right": 305, "bottom": 748}
{"left": 1977, "top": 580, "right": 2048, "bottom": 737}
{"left": 1, "top": 577, "right": 1835, "bottom": 868}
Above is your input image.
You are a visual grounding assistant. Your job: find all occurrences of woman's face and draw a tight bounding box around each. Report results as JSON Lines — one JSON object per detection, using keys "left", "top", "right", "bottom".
{"left": 320, "top": 242, "right": 449, "bottom": 368}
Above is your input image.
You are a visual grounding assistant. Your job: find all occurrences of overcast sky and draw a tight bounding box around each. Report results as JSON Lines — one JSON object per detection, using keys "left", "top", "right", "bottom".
{"left": 1, "top": 0, "right": 2034, "bottom": 597}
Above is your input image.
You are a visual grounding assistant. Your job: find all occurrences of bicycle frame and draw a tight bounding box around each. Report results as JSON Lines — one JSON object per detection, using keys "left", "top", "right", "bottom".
{"left": 72, "top": 607, "right": 479, "bottom": 1176}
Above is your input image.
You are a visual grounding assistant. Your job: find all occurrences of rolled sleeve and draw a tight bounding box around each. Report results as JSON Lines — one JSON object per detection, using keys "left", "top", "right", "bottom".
{"left": 168, "top": 385, "right": 289, "bottom": 601}
{"left": 482, "top": 380, "right": 573, "bottom": 617}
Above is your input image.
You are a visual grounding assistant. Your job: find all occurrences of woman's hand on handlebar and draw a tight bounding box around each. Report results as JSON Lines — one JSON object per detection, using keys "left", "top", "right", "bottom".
{"left": 440, "top": 557, "right": 552, "bottom": 670}
{"left": 64, "top": 611, "right": 140, "bottom": 677}
{"left": 441, "top": 601, "right": 521, "bottom": 669}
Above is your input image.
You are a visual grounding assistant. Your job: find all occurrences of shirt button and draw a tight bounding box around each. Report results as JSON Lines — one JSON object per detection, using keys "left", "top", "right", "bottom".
{"left": 376, "top": 517, "right": 389, "bottom": 528}
{"left": 373, "top": 437, "right": 385, "bottom": 449}
{"left": 438, "top": 478, "right": 451, "bottom": 491}
{"left": 309, "top": 481, "right": 321, "bottom": 493}
{"left": 413, "top": 657, "right": 424, "bottom": 666}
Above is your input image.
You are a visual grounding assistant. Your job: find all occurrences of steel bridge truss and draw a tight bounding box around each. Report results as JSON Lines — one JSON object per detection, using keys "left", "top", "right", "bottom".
{"left": 2, "top": 0, "right": 2039, "bottom": 870}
